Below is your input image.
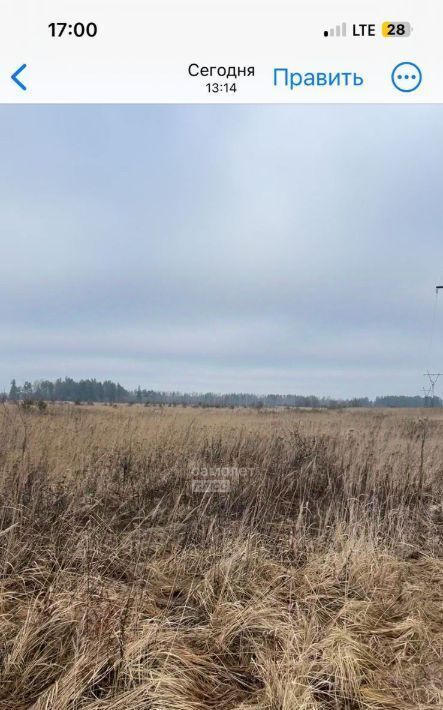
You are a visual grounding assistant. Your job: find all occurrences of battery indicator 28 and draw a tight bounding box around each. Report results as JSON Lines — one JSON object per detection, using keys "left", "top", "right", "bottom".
{"left": 382, "top": 22, "right": 412, "bottom": 37}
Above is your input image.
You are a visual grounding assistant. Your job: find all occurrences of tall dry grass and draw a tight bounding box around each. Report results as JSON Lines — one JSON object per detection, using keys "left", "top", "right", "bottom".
{"left": 0, "top": 403, "right": 442, "bottom": 709}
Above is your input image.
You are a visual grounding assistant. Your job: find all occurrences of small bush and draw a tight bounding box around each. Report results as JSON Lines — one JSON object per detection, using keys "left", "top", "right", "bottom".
{"left": 21, "top": 399, "right": 35, "bottom": 410}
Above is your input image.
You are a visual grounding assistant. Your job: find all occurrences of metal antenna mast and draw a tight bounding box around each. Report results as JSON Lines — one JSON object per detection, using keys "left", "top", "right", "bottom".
{"left": 423, "top": 371, "right": 442, "bottom": 407}
{"left": 422, "top": 385, "right": 432, "bottom": 407}
{"left": 424, "top": 285, "right": 443, "bottom": 406}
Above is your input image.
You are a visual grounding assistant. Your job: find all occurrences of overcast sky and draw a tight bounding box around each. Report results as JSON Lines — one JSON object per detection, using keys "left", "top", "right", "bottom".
{"left": 1, "top": 105, "right": 443, "bottom": 398}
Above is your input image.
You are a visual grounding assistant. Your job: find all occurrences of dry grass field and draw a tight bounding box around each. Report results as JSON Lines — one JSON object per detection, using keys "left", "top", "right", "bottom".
{"left": 0, "top": 403, "right": 442, "bottom": 709}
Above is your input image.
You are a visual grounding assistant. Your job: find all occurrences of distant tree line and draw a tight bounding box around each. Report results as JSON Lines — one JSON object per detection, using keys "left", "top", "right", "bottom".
{"left": 7, "top": 378, "right": 127, "bottom": 404}
{"left": 4, "top": 378, "right": 442, "bottom": 408}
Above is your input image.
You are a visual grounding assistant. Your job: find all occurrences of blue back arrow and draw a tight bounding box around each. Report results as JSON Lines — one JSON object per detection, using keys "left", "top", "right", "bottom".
{"left": 11, "top": 64, "right": 27, "bottom": 91}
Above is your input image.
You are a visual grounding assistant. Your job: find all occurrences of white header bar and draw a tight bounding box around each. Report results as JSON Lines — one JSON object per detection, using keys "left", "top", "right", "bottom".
{"left": 1, "top": 0, "right": 442, "bottom": 103}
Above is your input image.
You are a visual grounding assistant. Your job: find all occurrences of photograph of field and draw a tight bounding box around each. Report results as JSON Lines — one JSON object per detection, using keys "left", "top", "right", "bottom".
{"left": 0, "top": 403, "right": 442, "bottom": 709}
{"left": 1, "top": 104, "right": 443, "bottom": 707}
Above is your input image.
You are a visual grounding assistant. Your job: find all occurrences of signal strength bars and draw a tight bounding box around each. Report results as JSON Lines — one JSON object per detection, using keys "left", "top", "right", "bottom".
{"left": 324, "top": 22, "right": 347, "bottom": 38}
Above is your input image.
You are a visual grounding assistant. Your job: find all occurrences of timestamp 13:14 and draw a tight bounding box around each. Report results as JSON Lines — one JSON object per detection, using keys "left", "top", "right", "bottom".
{"left": 206, "top": 82, "right": 237, "bottom": 93}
